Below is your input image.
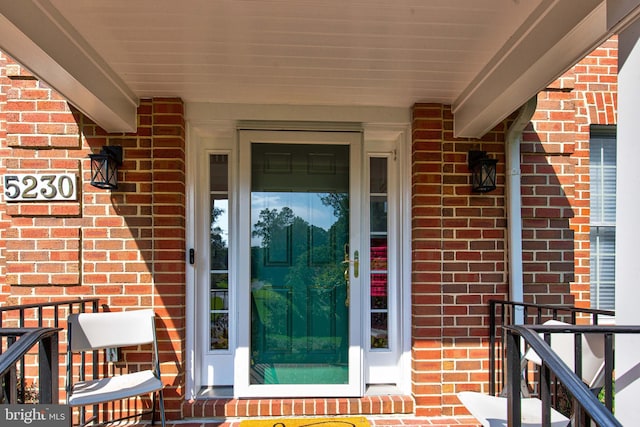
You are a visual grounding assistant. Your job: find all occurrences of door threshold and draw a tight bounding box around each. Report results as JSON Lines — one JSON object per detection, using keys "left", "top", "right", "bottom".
{"left": 364, "top": 384, "right": 403, "bottom": 395}
{"left": 197, "top": 386, "right": 234, "bottom": 398}
{"left": 197, "top": 384, "right": 403, "bottom": 398}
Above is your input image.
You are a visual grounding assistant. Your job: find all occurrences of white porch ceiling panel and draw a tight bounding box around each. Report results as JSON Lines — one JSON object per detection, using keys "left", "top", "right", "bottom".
{"left": 0, "top": 0, "right": 625, "bottom": 136}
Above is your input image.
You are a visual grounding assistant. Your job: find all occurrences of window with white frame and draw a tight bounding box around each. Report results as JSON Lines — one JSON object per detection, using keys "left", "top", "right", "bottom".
{"left": 589, "top": 125, "right": 616, "bottom": 311}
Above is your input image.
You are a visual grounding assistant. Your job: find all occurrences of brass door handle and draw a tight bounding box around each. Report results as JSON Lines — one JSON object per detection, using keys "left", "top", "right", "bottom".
{"left": 342, "top": 249, "right": 359, "bottom": 307}
{"left": 342, "top": 250, "right": 359, "bottom": 277}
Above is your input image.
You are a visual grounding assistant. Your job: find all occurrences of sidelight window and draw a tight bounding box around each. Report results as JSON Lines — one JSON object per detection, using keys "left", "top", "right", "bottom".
{"left": 210, "top": 154, "right": 230, "bottom": 350}
{"left": 370, "top": 157, "right": 389, "bottom": 349}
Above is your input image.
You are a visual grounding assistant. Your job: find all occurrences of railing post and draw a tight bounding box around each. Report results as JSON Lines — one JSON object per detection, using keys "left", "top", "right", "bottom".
{"left": 38, "top": 331, "right": 59, "bottom": 404}
{"left": 573, "top": 332, "right": 585, "bottom": 426}
{"left": 5, "top": 365, "right": 17, "bottom": 403}
{"left": 7, "top": 336, "right": 17, "bottom": 403}
{"left": 604, "top": 332, "right": 614, "bottom": 411}
{"left": 19, "top": 309, "right": 25, "bottom": 403}
{"left": 540, "top": 359, "right": 551, "bottom": 426}
{"left": 506, "top": 329, "right": 521, "bottom": 427}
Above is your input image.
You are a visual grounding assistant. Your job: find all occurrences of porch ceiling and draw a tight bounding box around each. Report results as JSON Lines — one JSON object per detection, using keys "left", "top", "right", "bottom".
{"left": 0, "top": 0, "right": 632, "bottom": 136}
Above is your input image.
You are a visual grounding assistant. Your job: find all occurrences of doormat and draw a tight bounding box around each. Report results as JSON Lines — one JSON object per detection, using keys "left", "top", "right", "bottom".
{"left": 239, "top": 416, "right": 370, "bottom": 427}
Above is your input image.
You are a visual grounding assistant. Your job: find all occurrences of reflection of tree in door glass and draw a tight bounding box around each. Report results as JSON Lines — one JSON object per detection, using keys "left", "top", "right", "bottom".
{"left": 250, "top": 193, "right": 349, "bottom": 384}
{"left": 249, "top": 142, "right": 351, "bottom": 385}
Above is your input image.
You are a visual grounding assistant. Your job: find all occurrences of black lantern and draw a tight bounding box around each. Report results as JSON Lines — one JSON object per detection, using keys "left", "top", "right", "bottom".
{"left": 89, "top": 146, "right": 123, "bottom": 189}
{"left": 468, "top": 150, "right": 497, "bottom": 193}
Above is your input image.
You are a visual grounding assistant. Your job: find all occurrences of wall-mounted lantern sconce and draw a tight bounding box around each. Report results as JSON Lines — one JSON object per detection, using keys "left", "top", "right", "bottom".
{"left": 468, "top": 150, "right": 497, "bottom": 193}
{"left": 89, "top": 146, "right": 122, "bottom": 189}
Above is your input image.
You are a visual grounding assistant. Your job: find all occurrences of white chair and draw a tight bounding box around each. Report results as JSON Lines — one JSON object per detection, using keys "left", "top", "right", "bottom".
{"left": 457, "top": 391, "right": 570, "bottom": 427}
{"left": 458, "top": 320, "right": 606, "bottom": 427}
{"left": 523, "top": 320, "right": 605, "bottom": 391}
{"left": 66, "top": 309, "right": 165, "bottom": 427}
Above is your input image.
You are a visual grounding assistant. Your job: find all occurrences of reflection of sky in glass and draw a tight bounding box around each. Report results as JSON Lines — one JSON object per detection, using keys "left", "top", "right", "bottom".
{"left": 211, "top": 199, "right": 229, "bottom": 244}
{"left": 251, "top": 192, "right": 337, "bottom": 246}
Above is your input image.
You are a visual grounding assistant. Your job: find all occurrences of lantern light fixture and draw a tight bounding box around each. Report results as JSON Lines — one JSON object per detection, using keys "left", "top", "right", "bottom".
{"left": 89, "top": 146, "right": 123, "bottom": 190}
{"left": 468, "top": 150, "right": 497, "bottom": 193}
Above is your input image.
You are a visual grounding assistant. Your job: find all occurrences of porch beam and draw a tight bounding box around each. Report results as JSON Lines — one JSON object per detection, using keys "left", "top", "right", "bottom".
{"left": 0, "top": 0, "right": 138, "bottom": 133}
{"left": 453, "top": 0, "right": 609, "bottom": 138}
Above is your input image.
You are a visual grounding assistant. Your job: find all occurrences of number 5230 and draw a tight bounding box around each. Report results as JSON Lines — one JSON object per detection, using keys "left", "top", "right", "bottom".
{"left": 4, "top": 173, "right": 77, "bottom": 202}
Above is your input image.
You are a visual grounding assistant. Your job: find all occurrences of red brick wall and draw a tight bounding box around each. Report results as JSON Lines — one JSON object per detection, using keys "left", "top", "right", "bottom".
{"left": 411, "top": 104, "right": 509, "bottom": 416}
{"left": 3, "top": 61, "right": 82, "bottom": 287}
{"left": 410, "top": 38, "right": 618, "bottom": 417}
{"left": 571, "top": 37, "right": 618, "bottom": 307}
{"left": 0, "top": 53, "right": 186, "bottom": 419}
{"left": 410, "top": 98, "right": 579, "bottom": 416}
{"left": 0, "top": 53, "right": 10, "bottom": 301}
{"left": 524, "top": 37, "right": 617, "bottom": 309}
{"left": 521, "top": 82, "right": 577, "bottom": 306}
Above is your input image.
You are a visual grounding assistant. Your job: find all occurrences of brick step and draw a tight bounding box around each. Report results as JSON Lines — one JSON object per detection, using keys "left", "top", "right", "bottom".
{"left": 183, "top": 395, "right": 414, "bottom": 418}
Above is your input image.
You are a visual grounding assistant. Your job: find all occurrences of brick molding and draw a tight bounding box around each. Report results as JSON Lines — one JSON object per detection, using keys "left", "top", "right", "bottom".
{"left": 182, "top": 396, "right": 414, "bottom": 418}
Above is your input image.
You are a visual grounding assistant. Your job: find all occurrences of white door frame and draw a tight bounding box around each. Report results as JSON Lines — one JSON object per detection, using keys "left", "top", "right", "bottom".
{"left": 184, "top": 104, "right": 412, "bottom": 400}
{"left": 235, "top": 129, "right": 363, "bottom": 398}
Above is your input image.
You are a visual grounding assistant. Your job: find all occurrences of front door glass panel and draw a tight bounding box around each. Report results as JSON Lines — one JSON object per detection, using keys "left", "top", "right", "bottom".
{"left": 250, "top": 143, "right": 349, "bottom": 385}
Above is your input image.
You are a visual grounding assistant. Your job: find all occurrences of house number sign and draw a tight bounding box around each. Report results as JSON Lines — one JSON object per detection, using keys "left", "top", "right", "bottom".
{"left": 4, "top": 173, "right": 78, "bottom": 202}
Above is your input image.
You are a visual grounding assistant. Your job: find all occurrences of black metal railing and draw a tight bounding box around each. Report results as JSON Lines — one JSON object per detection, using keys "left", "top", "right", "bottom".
{"left": 0, "top": 327, "right": 61, "bottom": 403}
{"left": 489, "top": 300, "right": 615, "bottom": 395}
{"left": 0, "top": 298, "right": 100, "bottom": 329}
{"left": 0, "top": 298, "right": 100, "bottom": 404}
{"left": 505, "top": 324, "right": 640, "bottom": 427}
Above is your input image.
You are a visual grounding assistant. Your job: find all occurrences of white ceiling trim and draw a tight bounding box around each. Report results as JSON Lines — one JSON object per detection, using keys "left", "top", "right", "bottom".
{"left": 0, "top": 0, "right": 630, "bottom": 138}
{"left": 186, "top": 103, "right": 410, "bottom": 137}
{"left": 452, "top": 0, "right": 609, "bottom": 138}
{"left": 0, "top": 0, "right": 138, "bottom": 132}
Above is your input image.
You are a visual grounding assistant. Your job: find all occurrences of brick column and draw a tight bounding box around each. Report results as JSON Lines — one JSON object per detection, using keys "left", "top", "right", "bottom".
{"left": 411, "top": 104, "right": 445, "bottom": 416}
{"left": 412, "top": 104, "right": 509, "bottom": 417}
{"left": 151, "top": 98, "right": 186, "bottom": 417}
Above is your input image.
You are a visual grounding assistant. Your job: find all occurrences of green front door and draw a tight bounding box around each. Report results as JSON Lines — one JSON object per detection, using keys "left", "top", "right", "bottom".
{"left": 249, "top": 142, "right": 351, "bottom": 385}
